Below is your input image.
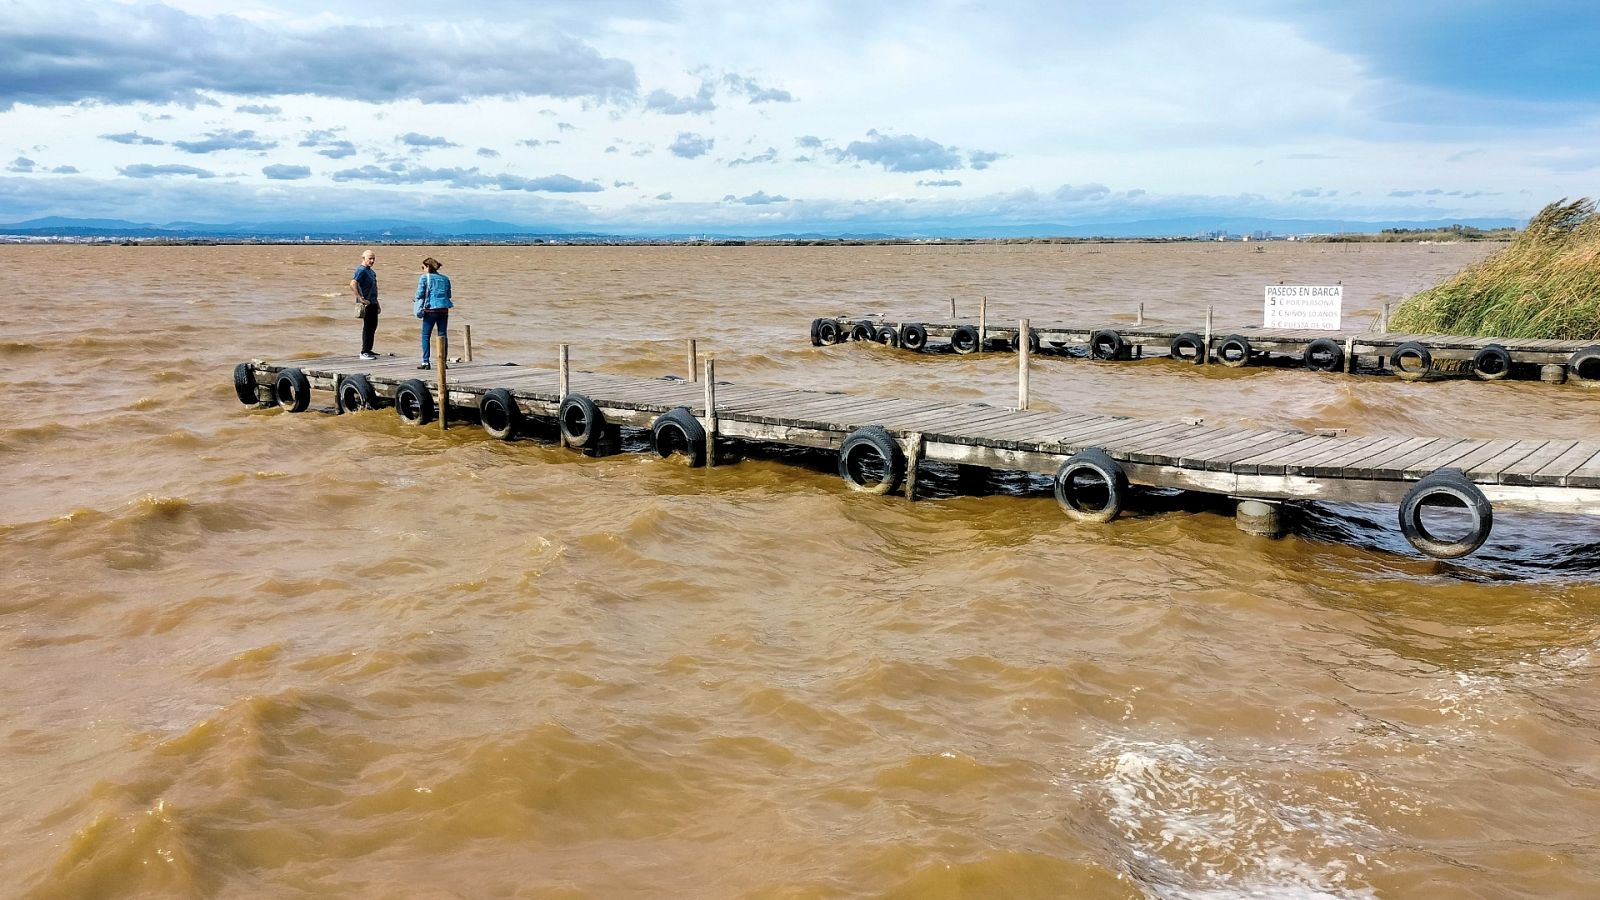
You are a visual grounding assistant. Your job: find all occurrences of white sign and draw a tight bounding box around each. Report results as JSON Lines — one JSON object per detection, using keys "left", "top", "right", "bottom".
{"left": 1264, "top": 285, "right": 1342, "bottom": 330}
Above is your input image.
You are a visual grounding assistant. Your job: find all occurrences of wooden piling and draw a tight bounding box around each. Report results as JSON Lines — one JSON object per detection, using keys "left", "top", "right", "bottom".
{"left": 464, "top": 324, "right": 473, "bottom": 362}
{"left": 1344, "top": 336, "right": 1355, "bottom": 374}
{"left": 702, "top": 358, "right": 717, "bottom": 467}
{"left": 687, "top": 338, "right": 698, "bottom": 382}
{"left": 903, "top": 432, "right": 924, "bottom": 501}
{"left": 1137, "top": 302, "right": 1144, "bottom": 326}
{"left": 1203, "top": 306, "right": 1214, "bottom": 365}
{"left": 949, "top": 297, "right": 956, "bottom": 319}
{"left": 979, "top": 295, "right": 988, "bottom": 350}
{"left": 1381, "top": 302, "right": 1390, "bottom": 333}
{"left": 1017, "top": 317, "right": 1030, "bottom": 410}
{"left": 558, "top": 344, "right": 570, "bottom": 400}
{"left": 436, "top": 334, "right": 448, "bottom": 432}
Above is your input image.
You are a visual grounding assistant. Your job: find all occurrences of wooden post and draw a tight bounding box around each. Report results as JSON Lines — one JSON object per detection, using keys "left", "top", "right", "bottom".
{"left": 903, "top": 433, "right": 924, "bottom": 501}
{"left": 436, "top": 334, "right": 448, "bottom": 432}
{"left": 1203, "top": 306, "right": 1214, "bottom": 366}
{"left": 1136, "top": 302, "right": 1144, "bottom": 326}
{"left": 949, "top": 297, "right": 956, "bottom": 319}
{"left": 702, "top": 358, "right": 717, "bottom": 468}
{"left": 978, "top": 294, "right": 988, "bottom": 350}
{"left": 557, "top": 343, "right": 570, "bottom": 449}
{"left": 1380, "top": 302, "right": 1390, "bottom": 333}
{"left": 687, "top": 338, "right": 698, "bottom": 382}
{"left": 1017, "top": 317, "right": 1030, "bottom": 410}
{"left": 1343, "top": 336, "right": 1355, "bottom": 374}
{"left": 558, "top": 344, "right": 570, "bottom": 400}
{"left": 464, "top": 324, "right": 473, "bottom": 362}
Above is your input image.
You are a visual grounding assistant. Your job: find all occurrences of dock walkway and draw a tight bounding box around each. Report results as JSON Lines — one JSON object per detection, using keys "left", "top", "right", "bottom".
{"left": 236, "top": 354, "right": 1600, "bottom": 559}
{"left": 816, "top": 315, "right": 1600, "bottom": 385}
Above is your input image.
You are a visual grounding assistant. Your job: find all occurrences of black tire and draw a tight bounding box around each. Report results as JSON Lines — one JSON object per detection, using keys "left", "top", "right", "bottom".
{"left": 810, "top": 318, "right": 824, "bottom": 347}
{"left": 1568, "top": 345, "right": 1600, "bottom": 387}
{"left": 816, "top": 319, "right": 842, "bottom": 345}
{"left": 1472, "top": 344, "right": 1512, "bottom": 381}
{"left": 838, "top": 425, "right": 905, "bottom": 495}
{"left": 651, "top": 407, "right": 707, "bottom": 467}
{"left": 233, "top": 362, "right": 258, "bottom": 405}
{"left": 1303, "top": 337, "right": 1345, "bottom": 373}
{"left": 850, "top": 322, "right": 877, "bottom": 342}
{"left": 559, "top": 393, "right": 603, "bottom": 448}
{"left": 875, "top": 325, "right": 901, "bottom": 348}
{"left": 1390, "top": 341, "right": 1432, "bottom": 382}
{"left": 1217, "top": 335, "right": 1252, "bottom": 368}
{"left": 1009, "top": 328, "right": 1041, "bottom": 353}
{"left": 479, "top": 388, "right": 522, "bottom": 441}
{"left": 1053, "top": 448, "right": 1127, "bottom": 524}
{"left": 1398, "top": 468, "right": 1493, "bottom": 559}
{"left": 394, "top": 378, "right": 434, "bottom": 425}
{"left": 1168, "top": 332, "right": 1206, "bottom": 364}
{"left": 900, "top": 323, "right": 929, "bottom": 351}
{"left": 1089, "top": 329, "right": 1124, "bottom": 360}
{"left": 273, "top": 367, "right": 311, "bottom": 412}
{"left": 950, "top": 324, "right": 980, "bottom": 354}
{"left": 336, "top": 374, "right": 379, "bottom": 413}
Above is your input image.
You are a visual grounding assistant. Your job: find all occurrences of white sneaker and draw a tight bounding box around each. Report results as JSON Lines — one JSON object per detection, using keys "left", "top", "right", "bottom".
{"left": 359, "top": 352, "right": 378, "bottom": 360}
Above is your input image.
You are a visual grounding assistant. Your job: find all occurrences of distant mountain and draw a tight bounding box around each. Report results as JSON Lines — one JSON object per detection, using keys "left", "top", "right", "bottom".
{"left": 0, "top": 214, "right": 1525, "bottom": 241}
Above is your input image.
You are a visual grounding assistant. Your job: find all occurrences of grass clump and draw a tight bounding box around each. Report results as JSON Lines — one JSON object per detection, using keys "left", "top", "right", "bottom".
{"left": 1388, "top": 198, "right": 1600, "bottom": 340}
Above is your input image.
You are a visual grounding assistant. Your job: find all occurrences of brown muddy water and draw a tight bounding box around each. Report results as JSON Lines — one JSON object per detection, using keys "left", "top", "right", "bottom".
{"left": 3, "top": 242, "right": 1600, "bottom": 899}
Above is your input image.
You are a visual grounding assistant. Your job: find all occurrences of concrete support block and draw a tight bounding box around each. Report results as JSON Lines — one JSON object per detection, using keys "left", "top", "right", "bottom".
{"left": 1235, "top": 499, "right": 1284, "bottom": 538}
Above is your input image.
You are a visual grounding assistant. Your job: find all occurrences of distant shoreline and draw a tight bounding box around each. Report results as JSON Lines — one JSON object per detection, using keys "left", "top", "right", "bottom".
{"left": 0, "top": 232, "right": 1516, "bottom": 248}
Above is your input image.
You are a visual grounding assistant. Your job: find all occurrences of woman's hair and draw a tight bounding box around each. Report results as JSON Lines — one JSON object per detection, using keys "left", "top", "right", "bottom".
{"left": 422, "top": 257, "right": 441, "bottom": 272}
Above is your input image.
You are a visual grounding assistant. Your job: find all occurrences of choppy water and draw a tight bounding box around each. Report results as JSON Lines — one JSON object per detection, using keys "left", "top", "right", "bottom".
{"left": 3, "top": 241, "right": 1599, "bottom": 898}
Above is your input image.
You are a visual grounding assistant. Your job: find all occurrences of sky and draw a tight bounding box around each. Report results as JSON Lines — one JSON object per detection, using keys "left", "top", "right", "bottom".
{"left": 1, "top": 0, "right": 1598, "bottom": 234}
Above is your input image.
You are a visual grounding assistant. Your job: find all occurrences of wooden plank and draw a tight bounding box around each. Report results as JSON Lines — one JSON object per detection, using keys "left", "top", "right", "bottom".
{"left": 1305, "top": 436, "right": 1413, "bottom": 476}
{"left": 1081, "top": 420, "right": 1204, "bottom": 456}
{"left": 1462, "top": 440, "right": 1548, "bottom": 481}
{"left": 1056, "top": 419, "right": 1189, "bottom": 455}
{"left": 1233, "top": 434, "right": 1351, "bottom": 476}
{"left": 1373, "top": 439, "right": 1476, "bottom": 480}
{"left": 1341, "top": 438, "right": 1441, "bottom": 479}
{"left": 1405, "top": 438, "right": 1516, "bottom": 479}
{"left": 1288, "top": 434, "right": 1391, "bottom": 475}
{"left": 1198, "top": 430, "right": 1321, "bottom": 472}
{"left": 1499, "top": 440, "right": 1580, "bottom": 485}
{"left": 1529, "top": 442, "right": 1600, "bottom": 485}
{"left": 1120, "top": 426, "right": 1254, "bottom": 465}
{"left": 1563, "top": 448, "right": 1600, "bottom": 488}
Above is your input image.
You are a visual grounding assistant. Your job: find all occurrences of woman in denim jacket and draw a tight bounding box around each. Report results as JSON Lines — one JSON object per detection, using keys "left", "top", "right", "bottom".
{"left": 414, "top": 256, "right": 453, "bottom": 369}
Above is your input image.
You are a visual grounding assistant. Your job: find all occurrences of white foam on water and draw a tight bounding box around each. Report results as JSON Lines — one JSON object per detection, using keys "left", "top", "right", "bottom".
{"left": 1087, "top": 739, "right": 1381, "bottom": 900}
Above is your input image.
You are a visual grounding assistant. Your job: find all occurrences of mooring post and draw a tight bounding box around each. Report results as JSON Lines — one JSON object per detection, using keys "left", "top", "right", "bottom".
{"left": 464, "top": 324, "right": 473, "bottom": 362}
{"left": 903, "top": 432, "right": 924, "bottom": 501}
{"left": 687, "top": 338, "right": 698, "bottom": 382}
{"left": 1017, "top": 317, "right": 1031, "bottom": 410}
{"left": 702, "top": 358, "right": 717, "bottom": 467}
{"left": 557, "top": 343, "right": 570, "bottom": 449}
{"left": 1136, "top": 302, "right": 1144, "bottom": 326}
{"left": 1203, "top": 306, "right": 1214, "bottom": 365}
{"left": 1380, "top": 302, "right": 1390, "bottom": 333}
{"left": 979, "top": 294, "right": 988, "bottom": 350}
{"left": 436, "top": 334, "right": 448, "bottom": 433}
{"left": 1344, "top": 336, "right": 1355, "bottom": 374}
{"left": 949, "top": 297, "right": 956, "bottom": 319}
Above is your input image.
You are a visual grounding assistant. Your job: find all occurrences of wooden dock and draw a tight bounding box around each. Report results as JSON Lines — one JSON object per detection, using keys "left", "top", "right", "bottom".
{"left": 816, "top": 315, "right": 1600, "bottom": 385}
{"left": 235, "top": 354, "right": 1600, "bottom": 560}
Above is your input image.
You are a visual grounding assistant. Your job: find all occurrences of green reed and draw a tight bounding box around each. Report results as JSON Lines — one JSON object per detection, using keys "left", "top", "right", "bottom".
{"left": 1388, "top": 198, "right": 1600, "bottom": 340}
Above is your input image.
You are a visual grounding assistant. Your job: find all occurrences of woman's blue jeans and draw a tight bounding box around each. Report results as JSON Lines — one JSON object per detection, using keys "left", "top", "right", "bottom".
{"left": 421, "top": 310, "right": 448, "bottom": 363}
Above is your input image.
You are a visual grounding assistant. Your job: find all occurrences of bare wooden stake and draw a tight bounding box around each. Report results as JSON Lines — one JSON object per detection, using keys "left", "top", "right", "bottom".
{"left": 702, "top": 358, "right": 717, "bottom": 467}
{"left": 464, "top": 324, "right": 473, "bottom": 362}
{"left": 903, "top": 432, "right": 924, "bottom": 500}
{"left": 1381, "top": 302, "right": 1390, "bottom": 333}
{"left": 978, "top": 294, "right": 988, "bottom": 350}
{"left": 436, "top": 334, "right": 448, "bottom": 432}
{"left": 687, "top": 338, "right": 698, "bottom": 382}
{"left": 1136, "top": 302, "right": 1144, "bottom": 326}
{"left": 558, "top": 344, "right": 570, "bottom": 400}
{"left": 949, "top": 297, "right": 956, "bottom": 319}
{"left": 1017, "top": 317, "right": 1031, "bottom": 410}
{"left": 1344, "top": 336, "right": 1355, "bottom": 374}
{"left": 1203, "top": 306, "right": 1214, "bottom": 366}
{"left": 557, "top": 343, "right": 570, "bottom": 449}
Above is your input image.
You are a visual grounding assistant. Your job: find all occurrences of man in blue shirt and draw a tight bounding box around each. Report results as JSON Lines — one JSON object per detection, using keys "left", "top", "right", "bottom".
{"left": 349, "top": 249, "right": 379, "bottom": 360}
